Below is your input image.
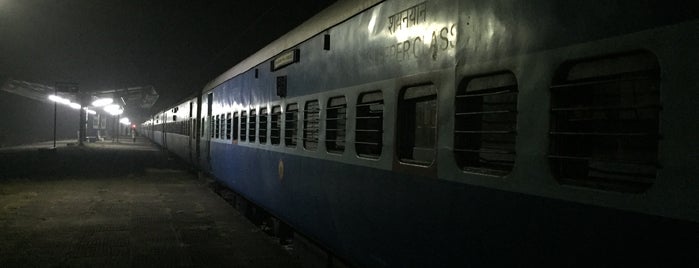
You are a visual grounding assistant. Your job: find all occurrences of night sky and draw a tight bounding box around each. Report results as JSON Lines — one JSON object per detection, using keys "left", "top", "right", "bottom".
{"left": 0, "top": 0, "right": 336, "bottom": 112}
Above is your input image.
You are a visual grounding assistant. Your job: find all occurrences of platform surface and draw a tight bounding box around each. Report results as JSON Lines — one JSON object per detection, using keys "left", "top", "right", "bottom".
{"left": 0, "top": 137, "right": 301, "bottom": 267}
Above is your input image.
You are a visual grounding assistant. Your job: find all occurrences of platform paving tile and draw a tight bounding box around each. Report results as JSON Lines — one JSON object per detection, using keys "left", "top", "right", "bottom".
{"left": 0, "top": 138, "right": 301, "bottom": 267}
{"left": 0, "top": 175, "right": 302, "bottom": 267}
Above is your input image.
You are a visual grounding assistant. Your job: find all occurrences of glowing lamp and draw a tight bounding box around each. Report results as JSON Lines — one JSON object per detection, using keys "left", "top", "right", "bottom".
{"left": 69, "top": 103, "right": 81, "bottom": 109}
{"left": 92, "top": 98, "right": 113, "bottom": 107}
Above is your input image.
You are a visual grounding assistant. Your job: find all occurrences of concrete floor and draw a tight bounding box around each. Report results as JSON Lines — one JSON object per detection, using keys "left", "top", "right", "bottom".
{"left": 0, "top": 137, "right": 301, "bottom": 267}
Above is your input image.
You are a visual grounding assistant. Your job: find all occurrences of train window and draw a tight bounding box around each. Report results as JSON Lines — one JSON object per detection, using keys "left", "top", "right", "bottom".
{"left": 549, "top": 51, "right": 660, "bottom": 192}
{"left": 226, "top": 113, "right": 232, "bottom": 140}
{"left": 240, "top": 111, "right": 247, "bottom": 142}
{"left": 303, "top": 100, "right": 320, "bottom": 151}
{"left": 285, "top": 103, "right": 299, "bottom": 147}
{"left": 356, "top": 91, "right": 383, "bottom": 158}
{"left": 215, "top": 115, "right": 220, "bottom": 139}
{"left": 398, "top": 84, "right": 437, "bottom": 166}
{"left": 220, "top": 114, "right": 226, "bottom": 139}
{"left": 249, "top": 109, "right": 257, "bottom": 143}
{"left": 455, "top": 72, "right": 518, "bottom": 176}
{"left": 271, "top": 105, "right": 282, "bottom": 145}
{"left": 259, "top": 107, "right": 268, "bottom": 144}
{"left": 326, "top": 96, "right": 347, "bottom": 154}
{"left": 209, "top": 116, "right": 214, "bottom": 138}
{"left": 207, "top": 93, "right": 213, "bottom": 138}
{"left": 233, "top": 112, "right": 239, "bottom": 142}
{"left": 191, "top": 119, "right": 196, "bottom": 138}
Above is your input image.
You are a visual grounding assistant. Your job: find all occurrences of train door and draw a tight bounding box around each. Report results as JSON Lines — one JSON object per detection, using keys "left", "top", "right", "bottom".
{"left": 195, "top": 94, "right": 202, "bottom": 168}
{"left": 150, "top": 116, "right": 155, "bottom": 140}
{"left": 162, "top": 112, "right": 170, "bottom": 149}
{"left": 188, "top": 101, "right": 193, "bottom": 164}
{"left": 205, "top": 92, "right": 213, "bottom": 168}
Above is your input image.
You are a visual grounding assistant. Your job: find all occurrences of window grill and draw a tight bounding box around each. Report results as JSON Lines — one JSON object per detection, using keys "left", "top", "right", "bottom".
{"left": 259, "top": 107, "right": 268, "bottom": 144}
{"left": 249, "top": 109, "right": 257, "bottom": 142}
{"left": 326, "top": 96, "right": 347, "bottom": 153}
{"left": 549, "top": 51, "right": 660, "bottom": 192}
{"left": 355, "top": 91, "right": 383, "bottom": 158}
{"left": 220, "top": 114, "right": 226, "bottom": 139}
{"left": 209, "top": 116, "right": 214, "bottom": 138}
{"left": 215, "top": 115, "right": 221, "bottom": 139}
{"left": 271, "top": 106, "right": 282, "bottom": 145}
{"left": 226, "top": 113, "right": 232, "bottom": 140}
{"left": 285, "top": 103, "right": 299, "bottom": 147}
{"left": 455, "top": 72, "right": 518, "bottom": 176}
{"left": 233, "top": 112, "right": 239, "bottom": 141}
{"left": 240, "top": 111, "right": 247, "bottom": 142}
{"left": 303, "top": 100, "right": 320, "bottom": 150}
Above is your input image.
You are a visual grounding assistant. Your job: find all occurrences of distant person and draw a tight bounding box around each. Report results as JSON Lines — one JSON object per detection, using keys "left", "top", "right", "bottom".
{"left": 131, "top": 129, "right": 136, "bottom": 143}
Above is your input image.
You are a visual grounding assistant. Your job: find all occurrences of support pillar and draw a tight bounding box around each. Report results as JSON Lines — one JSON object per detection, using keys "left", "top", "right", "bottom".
{"left": 78, "top": 93, "right": 88, "bottom": 145}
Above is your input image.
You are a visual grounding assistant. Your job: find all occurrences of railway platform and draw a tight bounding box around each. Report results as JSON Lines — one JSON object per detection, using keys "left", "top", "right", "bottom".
{"left": 0, "top": 137, "right": 301, "bottom": 267}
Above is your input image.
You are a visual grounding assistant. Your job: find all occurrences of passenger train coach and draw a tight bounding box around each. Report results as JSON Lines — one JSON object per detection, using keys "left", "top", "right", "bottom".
{"left": 142, "top": 0, "right": 699, "bottom": 266}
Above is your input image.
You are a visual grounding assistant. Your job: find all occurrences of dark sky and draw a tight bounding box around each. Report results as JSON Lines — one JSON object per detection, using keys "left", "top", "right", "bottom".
{"left": 0, "top": 0, "right": 336, "bottom": 112}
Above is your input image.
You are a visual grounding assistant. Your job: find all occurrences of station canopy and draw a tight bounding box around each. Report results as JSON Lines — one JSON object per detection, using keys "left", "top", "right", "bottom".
{"left": 0, "top": 77, "right": 159, "bottom": 110}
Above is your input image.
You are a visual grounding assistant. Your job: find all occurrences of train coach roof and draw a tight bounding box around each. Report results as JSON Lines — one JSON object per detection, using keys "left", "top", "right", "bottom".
{"left": 202, "top": 0, "right": 382, "bottom": 93}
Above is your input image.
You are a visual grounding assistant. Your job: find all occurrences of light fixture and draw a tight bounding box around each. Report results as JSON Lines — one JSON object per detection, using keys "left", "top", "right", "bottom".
{"left": 68, "top": 102, "right": 81, "bottom": 109}
{"left": 103, "top": 104, "right": 119, "bottom": 111}
{"left": 48, "top": 95, "right": 62, "bottom": 102}
{"left": 106, "top": 110, "right": 124, "bottom": 116}
{"left": 83, "top": 107, "right": 97, "bottom": 115}
{"left": 92, "top": 98, "right": 113, "bottom": 107}
{"left": 48, "top": 95, "right": 70, "bottom": 104}
{"left": 119, "top": 117, "right": 131, "bottom": 125}
{"left": 103, "top": 104, "right": 123, "bottom": 115}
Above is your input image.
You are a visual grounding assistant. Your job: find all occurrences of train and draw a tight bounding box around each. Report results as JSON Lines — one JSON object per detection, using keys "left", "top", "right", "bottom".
{"left": 141, "top": 0, "right": 699, "bottom": 266}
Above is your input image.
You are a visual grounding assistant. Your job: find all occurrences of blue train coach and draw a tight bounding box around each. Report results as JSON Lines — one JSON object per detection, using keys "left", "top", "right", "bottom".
{"left": 143, "top": 0, "right": 699, "bottom": 266}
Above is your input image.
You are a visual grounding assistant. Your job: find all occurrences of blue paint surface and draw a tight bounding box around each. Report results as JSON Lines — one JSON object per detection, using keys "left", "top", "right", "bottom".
{"left": 207, "top": 143, "right": 698, "bottom": 267}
